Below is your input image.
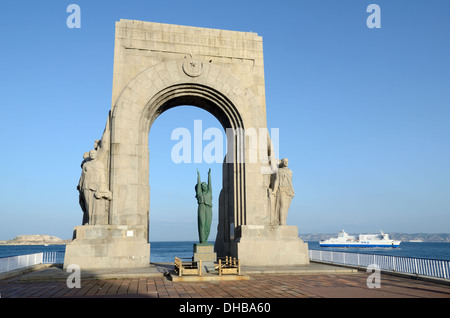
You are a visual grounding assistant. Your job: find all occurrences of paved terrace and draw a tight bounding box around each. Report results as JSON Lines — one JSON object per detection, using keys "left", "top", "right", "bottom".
{"left": 0, "top": 262, "right": 449, "bottom": 299}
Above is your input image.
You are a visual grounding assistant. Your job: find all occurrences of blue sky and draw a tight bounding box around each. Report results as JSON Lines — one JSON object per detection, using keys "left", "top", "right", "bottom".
{"left": 0, "top": 1, "right": 449, "bottom": 241}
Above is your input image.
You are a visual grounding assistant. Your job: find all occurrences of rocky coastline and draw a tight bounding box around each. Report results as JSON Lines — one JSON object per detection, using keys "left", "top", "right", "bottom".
{"left": 0, "top": 235, "right": 71, "bottom": 245}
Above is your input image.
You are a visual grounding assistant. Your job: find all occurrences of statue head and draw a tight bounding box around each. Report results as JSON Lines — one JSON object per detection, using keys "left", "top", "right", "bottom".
{"left": 89, "top": 149, "right": 98, "bottom": 160}
{"left": 280, "top": 158, "right": 288, "bottom": 168}
{"left": 201, "top": 182, "right": 208, "bottom": 192}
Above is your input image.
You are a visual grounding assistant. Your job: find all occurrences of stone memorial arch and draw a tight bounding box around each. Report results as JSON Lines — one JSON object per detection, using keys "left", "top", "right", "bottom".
{"left": 64, "top": 20, "right": 309, "bottom": 269}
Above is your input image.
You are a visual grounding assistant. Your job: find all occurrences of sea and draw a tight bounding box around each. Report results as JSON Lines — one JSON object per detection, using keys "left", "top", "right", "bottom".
{"left": 1, "top": 241, "right": 450, "bottom": 262}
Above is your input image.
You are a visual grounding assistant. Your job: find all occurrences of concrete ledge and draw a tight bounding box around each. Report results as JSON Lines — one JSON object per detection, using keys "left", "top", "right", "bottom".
{"left": 10, "top": 262, "right": 360, "bottom": 282}
{"left": 16, "top": 263, "right": 168, "bottom": 281}
{"left": 0, "top": 264, "right": 49, "bottom": 280}
{"left": 241, "top": 262, "right": 357, "bottom": 275}
{"left": 169, "top": 272, "right": 250, "bottom": 282}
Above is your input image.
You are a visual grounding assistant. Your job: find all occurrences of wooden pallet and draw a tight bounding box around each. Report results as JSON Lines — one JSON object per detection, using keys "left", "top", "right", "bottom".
{"left": 217, "top": 256, "right": 241, "bottom": 276}
{"left": 174, "top": 257, "right": 202, "bottom": 276}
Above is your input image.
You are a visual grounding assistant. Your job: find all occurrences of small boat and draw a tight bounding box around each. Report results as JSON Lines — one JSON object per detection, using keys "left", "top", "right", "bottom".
{"left": 319, "top": 230, "right": 401, "bottom": 248}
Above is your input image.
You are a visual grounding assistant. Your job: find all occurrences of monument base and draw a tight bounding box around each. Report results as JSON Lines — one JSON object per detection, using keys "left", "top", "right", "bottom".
{"left": 193, "top": 243, "right": 217, "bottom": 272}
{"left": 63, "top": 225, "right": 150, "bottom": 269}
{"left": 233, "top": 225, "right": 309, "bottom": 266}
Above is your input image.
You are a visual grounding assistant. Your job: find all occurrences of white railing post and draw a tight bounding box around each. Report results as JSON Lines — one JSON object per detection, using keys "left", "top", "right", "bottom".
{"left": 443, "top": 261, "right": 448, "bottom": 280}
{"left": 414, "top": 258, "right": 418, "bottom": 275}
{"left": 442, "top": 261, "right": 446, "bottom": 279}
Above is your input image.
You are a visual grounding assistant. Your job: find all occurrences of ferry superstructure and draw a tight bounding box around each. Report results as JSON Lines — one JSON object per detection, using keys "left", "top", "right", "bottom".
{"left": 319, "top": 230, "right": 401, "bottom": 248}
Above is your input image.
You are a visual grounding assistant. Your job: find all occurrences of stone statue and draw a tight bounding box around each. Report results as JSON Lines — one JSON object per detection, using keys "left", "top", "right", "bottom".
{"left": 271, "top": 158, "right": 294, "bottom": 225}
{"left": 195, "top": 168, "right": 212, "bottom": 244}
{"left": 78, "top": 152, "right": 90, "bottom": 225}
{"left": 77, "top": 149, "right": 112, "bottom": 225}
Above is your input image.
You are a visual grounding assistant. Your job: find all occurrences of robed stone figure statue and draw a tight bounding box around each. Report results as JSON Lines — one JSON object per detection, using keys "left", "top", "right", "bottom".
{"left": 271, "top": 158, "right": 295, "bottom": 226}
{"left": 195, "top": 169, "right": 212, "bottom": 244}
{"left": 77, "top": 149, "right": 112, "bottom": 225}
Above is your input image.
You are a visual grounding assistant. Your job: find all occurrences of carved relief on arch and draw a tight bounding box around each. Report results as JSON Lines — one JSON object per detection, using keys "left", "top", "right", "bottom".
{"left": 182, "top": 56, "right": 204, "bottom": 77}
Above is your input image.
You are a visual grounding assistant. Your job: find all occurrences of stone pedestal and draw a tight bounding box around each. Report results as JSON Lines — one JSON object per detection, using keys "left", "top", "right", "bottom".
{"left": 193, "top": 243, "right": 217, "bottom": 272}
{"left": 232, "top": 225, "right": 310, "bottom": 266}
{"left": 63, "top": 225, "right": 150, "bottom": 269}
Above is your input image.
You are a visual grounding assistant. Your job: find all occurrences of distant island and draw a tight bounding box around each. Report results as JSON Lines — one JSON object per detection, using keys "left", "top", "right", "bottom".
{"left": 0, "top": 235, "right": 71, "bottom": 245}
{"left": 299, "top": 232, "right": 450, "bottom": 243}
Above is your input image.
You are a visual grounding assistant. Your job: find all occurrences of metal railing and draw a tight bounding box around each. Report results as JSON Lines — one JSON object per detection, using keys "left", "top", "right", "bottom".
{"left": 42, "top": 251, "right": 65, "bottom": 264}
{"left": 309, "top": 249, "right": 450, "bottom": 280}
{"left": 0, "top": 252, "right": 66, "bottom": 274}
{"left": 0, "top": 253, "right": 44, "bottom": 273}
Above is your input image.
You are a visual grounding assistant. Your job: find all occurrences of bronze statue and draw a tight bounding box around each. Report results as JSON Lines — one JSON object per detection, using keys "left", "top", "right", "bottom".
{"left": 195, "top": 169, "right": 212, "bottom": 243}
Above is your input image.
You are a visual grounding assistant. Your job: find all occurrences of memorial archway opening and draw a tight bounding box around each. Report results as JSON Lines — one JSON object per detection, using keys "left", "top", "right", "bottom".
{"left": 147, "top": 105, "right": 228, "bottom": 253}
{"left": 139, "top": 85, "right": 245, "bottom": 258}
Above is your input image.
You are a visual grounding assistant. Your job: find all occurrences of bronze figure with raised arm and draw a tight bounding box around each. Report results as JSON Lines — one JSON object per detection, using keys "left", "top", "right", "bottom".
{"left": 195, "top": 168, "right": 213, "bottom": 243}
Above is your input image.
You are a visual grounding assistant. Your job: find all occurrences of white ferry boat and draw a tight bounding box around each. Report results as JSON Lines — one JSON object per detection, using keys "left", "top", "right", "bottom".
{"left": 319, "top": 230, "right": 401, "bottom": 248}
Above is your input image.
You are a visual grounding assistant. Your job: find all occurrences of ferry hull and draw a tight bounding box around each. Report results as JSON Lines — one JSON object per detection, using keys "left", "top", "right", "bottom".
{"left": 319, "top": 243, "right": 401, "bottom": 248}
{"left": 319, "top": 230, "right": 401, "bottom": 248}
